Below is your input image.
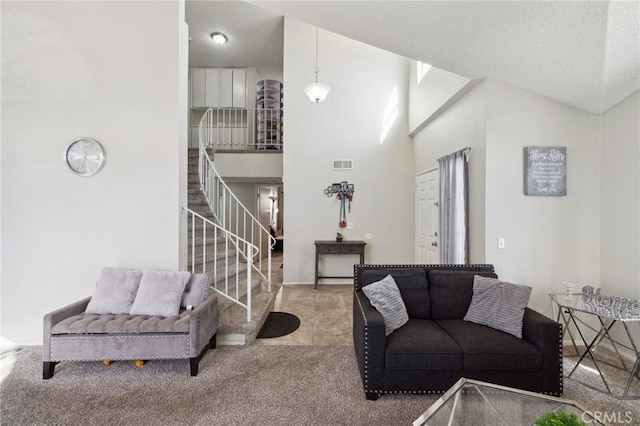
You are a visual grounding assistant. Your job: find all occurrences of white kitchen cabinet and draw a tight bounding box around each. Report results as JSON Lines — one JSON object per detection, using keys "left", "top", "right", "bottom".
{"left": 204, "top": 68, "right": 220, "bottom": 108}
{"left": 232, "top": 69, "right": 247, "bottom": 108}
{"left": 190, "top": 68, "right": 246, "bottom": 108}
{"left": 191, "top": 68, "right": 207, "bottom": 108}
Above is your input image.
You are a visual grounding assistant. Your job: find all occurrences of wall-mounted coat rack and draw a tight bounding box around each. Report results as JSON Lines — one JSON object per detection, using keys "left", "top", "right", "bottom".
{"left": 324, "top": 181, "right": 354, "bottom": 228}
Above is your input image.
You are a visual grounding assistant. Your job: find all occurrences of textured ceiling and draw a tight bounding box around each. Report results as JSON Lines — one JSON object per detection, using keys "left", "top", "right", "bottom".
{"left": 249, "top": 0, "right": 639, "bottom": 114}
{"left": 187, "top": 1, "right": 639, "bottom": 114}
{"left": 186, "top": 1, "right": 284, "bottom": 78}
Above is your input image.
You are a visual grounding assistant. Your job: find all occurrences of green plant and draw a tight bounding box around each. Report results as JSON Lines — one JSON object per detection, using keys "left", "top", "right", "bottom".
{"left": 535, "top": 411, "right": 587, "bottom": 426}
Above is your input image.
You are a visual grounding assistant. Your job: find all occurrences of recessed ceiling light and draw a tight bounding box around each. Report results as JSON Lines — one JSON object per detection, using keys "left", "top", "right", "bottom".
{"left": 210, "top": 32, "right": 228, "bottom": 45}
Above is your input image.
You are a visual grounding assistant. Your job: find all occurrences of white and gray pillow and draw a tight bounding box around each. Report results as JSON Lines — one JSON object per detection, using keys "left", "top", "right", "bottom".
{"left": 85, "top": 267, "right": 143, "bottom": 315}
{"left": 464, "top": 275, "right": 532, "bottom": 338}
{"left": 362, "top": 274, "right": 409, "bottom": 336}
{"left": 130, "top": 270, "right": 192, "bottom": 317}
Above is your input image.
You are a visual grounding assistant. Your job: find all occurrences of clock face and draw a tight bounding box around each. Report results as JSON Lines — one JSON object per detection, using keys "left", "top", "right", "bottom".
{"left": 65, "top": 138, "right": 106, "bottom": 176}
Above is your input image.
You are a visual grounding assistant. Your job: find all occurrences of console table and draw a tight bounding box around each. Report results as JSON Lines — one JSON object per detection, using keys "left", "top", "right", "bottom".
{"left": 550, "top": 293, "right": 640, "bottom": 399}
{"left": 314, "top": 240, "right": 366, "bottom": 289}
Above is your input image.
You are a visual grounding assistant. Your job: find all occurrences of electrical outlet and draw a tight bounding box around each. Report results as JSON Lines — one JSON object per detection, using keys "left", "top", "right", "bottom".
{"left": 347, "top": 222, "right": 354, "bottom": 229}
{"left": 498, "top": 238, "right": 505, "bottom": 249}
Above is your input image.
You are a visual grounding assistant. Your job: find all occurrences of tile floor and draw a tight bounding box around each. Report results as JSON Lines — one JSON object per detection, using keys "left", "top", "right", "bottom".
{"left": 254, "top": 252, "right": 354, "bottom": 346}
{"left": 254, "top": 284, "right": 354, "bottom": 346}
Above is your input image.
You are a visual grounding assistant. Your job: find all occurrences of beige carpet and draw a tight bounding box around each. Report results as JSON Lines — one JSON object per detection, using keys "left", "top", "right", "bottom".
{"left": 1, "top": 345, "right": 638, "bottom": 425}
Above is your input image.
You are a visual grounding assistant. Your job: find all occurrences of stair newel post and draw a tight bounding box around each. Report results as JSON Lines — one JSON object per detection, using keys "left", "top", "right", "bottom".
{"left": 191, "top": 212, "right": 195, "bottom": 274}
{"left": 202, "top": 218, "right": 207, "bottom": 274}
{"left": 267, "top": 240, "right": 272, "bottom": 292}
{"left": 246, "top": 243, "right": 253, "bottom": 323}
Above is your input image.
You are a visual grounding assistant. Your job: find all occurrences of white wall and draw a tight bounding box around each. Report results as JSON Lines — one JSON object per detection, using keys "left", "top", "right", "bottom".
{"left": 412, "top": 81, "right": 488, "bottom": 264}
{"left": 600, "top": 91, "right": 640, "bottom": 300}
{"left": 408, "top": 61, "right": 472, "bottom": 135}
{"left": 484, "top": 79, "right": 601, "bottom": 315}
{"left": 1, "top": 1, "right": 185, "bottom": 345}
{"left": 282, "top": 18, "right": 414, "bottom": 284}
{"left": 215, "top": 152, "right": 283, "bottom": 180}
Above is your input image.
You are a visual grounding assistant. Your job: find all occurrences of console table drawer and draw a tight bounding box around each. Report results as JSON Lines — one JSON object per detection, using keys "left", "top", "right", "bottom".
{"left": 340, "top": 245, "right": 363, "bottom": 254}
{"left": 318, "top": 245, "right": 340, "bottom": 254}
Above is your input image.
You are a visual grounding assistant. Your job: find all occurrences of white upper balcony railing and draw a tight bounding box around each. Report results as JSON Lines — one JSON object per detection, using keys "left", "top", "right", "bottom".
{"left": 197, "top": 108, "right": 283, "bottom": 152}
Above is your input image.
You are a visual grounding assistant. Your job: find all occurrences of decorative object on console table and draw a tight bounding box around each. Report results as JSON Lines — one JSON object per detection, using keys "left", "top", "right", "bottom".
{"left": 314, "top": 240, "right": 365, "bottom": 289}
{"left": 256, "top": 79, "right": 283, "bottom": 150}
{"left": 523, "top": 146, "right": 567, "bottom": 196}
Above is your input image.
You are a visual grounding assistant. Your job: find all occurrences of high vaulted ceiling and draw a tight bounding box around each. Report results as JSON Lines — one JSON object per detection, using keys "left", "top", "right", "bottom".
{"left": 189, "top": 1, "right": 639, "bottom": 115}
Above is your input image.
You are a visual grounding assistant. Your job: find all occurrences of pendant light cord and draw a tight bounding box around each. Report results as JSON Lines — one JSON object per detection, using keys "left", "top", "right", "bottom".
{"left": 315, "top": 27, "right": 319, "bottom": 83}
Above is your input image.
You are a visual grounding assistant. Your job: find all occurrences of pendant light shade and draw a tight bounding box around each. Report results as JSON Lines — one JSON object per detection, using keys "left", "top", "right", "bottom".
{"left": 304, "top": 27, "right": 330, "bottom": 103}
{"left": 303, "top": 82, "right": 331, "bottom": 103}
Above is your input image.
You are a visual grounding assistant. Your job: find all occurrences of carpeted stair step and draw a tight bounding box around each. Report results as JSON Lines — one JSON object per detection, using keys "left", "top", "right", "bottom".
{"left": 216, "top": 287, "right": 276, "bottom": 345}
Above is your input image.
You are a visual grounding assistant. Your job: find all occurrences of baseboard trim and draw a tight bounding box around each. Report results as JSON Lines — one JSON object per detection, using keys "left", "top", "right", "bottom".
{"left": 217, "top": 333, "right": 245, "bottom": 346}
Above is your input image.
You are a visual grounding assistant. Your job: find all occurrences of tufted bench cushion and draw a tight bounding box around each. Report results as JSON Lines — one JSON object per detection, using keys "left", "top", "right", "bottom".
{"left": 51, "top": 312, "right": 191, "bottom": 334}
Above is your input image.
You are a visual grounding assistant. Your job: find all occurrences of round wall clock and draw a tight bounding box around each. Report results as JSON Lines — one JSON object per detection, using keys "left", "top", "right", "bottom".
{"left": 64, "top": 138, "right": 106, "bottom": 177}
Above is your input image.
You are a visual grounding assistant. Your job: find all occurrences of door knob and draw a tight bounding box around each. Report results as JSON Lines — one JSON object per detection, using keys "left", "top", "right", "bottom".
{"left": 431, "top": 242, "right": 438, "bottom": 247}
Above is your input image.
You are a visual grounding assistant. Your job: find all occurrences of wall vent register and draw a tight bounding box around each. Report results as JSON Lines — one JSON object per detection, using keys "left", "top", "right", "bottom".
{"left": 332, "top": 159, "right": 353, "bottom": 170}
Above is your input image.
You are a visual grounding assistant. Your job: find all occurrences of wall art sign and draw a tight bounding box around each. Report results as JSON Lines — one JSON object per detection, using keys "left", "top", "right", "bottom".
{"left": 523, "top": 146, "right": 566, "bottom": 196}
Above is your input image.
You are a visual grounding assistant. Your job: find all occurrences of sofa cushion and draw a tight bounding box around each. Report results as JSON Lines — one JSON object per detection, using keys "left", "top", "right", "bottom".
{"left": 362, "top": 275, "right": 409, "bottom": 336}
{"left": 464, "top": 275, "right": 532, "bottom": 338}
{"left": 362, "top": 268, "right": 430, "bottom": 318}
{"left": 428, "top": 270, "right": 498, "bottom": 320}
{"left": 181, "top": 274, "right": 210, "bottom": 308}
{"left": 436, "top": 319, "right": 542, "bottom": 371}
{"left": 386, "top": 319, "right": 462, "bottom": 370}
{"left": 51, "top": 312, "right": 191, "bottom": 334}
{"left": 130, "top": 270, "right": 191, "bottom": 317}
{"left": 85, "top": 267, "right": 143, "bottom": 315}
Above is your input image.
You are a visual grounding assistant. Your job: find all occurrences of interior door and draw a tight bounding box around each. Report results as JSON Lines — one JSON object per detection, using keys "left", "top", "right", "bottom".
{"left": 415, "top": 170, "right": 439, "bottom": 263}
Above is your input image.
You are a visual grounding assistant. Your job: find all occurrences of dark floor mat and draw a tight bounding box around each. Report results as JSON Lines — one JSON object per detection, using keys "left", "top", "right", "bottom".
{"left": 256, "top": 312, "right": 300, "bottom": 338}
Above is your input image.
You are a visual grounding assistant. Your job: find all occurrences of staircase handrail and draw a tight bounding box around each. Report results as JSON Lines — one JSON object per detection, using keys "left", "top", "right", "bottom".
{"left": 198, "top": 107, "right": 275, "bottom": 288}
{"left": 183, "top": 206, "right": 255, "bottom": 322}
{"left": 185, "top": 207, "right": 257, "bottom": 254}
{"left": 199, "top": 142, "right": 276, "bottom": 254}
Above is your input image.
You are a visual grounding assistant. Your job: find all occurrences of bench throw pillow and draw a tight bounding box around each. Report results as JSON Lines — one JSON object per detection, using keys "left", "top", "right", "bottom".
{"left": 130, "top": 270, "right": 192, "bottom": 317}
{"left": 86, "top": 267, "right": 143, "bottom": 315}
{"left": 362, "top": 274, "right": 409, "bottom": 336}
{"left": 464, "top": 275, "right": 532, "bottom": 338}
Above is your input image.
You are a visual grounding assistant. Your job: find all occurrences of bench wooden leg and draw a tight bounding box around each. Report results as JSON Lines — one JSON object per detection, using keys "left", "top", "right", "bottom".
{"left": 189, "top": 357, "right": 199, "bottom": 376}
{"left": 190, "top": 333, "right": 217, "bottom": 376}
{"left": 209, "top": 333, "right": 217, "bottom": 349}
{"left": 43, "top": 361, "right": 58, "bottom": 379}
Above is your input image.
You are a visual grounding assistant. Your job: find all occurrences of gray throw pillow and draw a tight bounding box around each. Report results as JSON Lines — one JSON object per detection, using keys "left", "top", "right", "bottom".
{"left": 85, "top": 267, "right": 143, "bottom": 315}
{"left": 130, "top": 270, "right": 192, "bottom": 317}
{"left": 181, "top": 274, "right": 210, "bottom": 308}
{"left": 464, "top": 275, "right": 532, "bottom": 338}
{"left": 362, "top": 274, "right": 409, "bottom": 336}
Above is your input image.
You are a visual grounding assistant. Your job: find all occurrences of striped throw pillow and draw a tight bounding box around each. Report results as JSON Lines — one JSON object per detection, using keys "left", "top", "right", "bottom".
{"left": 463, "top": 275, "right": 532, "bottom": 338}
{"left": 362, "top": 274, "right": 409, "bottom": 336}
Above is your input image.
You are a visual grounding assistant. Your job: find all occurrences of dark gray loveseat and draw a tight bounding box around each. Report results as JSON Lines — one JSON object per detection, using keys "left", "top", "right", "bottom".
{"left": 353, "top": 264, "right": 562, "bottom": 400}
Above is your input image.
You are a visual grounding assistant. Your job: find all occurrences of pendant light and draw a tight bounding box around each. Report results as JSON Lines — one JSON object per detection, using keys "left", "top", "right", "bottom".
{"left": 303, "top": 27, "right": 331, "bottom": 103}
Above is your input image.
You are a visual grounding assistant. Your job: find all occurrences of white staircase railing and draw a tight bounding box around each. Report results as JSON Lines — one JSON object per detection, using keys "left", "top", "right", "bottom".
{"left": 191, "top": 108, "right": 275, "bottom": 322}
{"left": 184, "top": 207, "right": 255, "bottom": 322}
{"left": 193, "top": 107, "right": 283, "bottom": 151}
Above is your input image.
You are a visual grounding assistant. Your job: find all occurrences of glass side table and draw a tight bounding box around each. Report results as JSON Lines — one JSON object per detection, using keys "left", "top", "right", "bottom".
{"left": 550, "top": 293, "right": 640, "bottom": 399}
{"left": 413, "top": 378, "right": 605, "bottom": 426}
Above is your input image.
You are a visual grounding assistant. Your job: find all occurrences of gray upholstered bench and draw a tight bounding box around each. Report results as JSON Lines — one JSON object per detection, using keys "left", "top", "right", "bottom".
{"left": 43, "top": 269, "right": 217, "bottom": 379}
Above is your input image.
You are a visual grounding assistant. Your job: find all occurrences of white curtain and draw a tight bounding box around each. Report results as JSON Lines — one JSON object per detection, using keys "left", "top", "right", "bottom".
{"left": 438, "top": 149, "right": 469, "bottom": 264}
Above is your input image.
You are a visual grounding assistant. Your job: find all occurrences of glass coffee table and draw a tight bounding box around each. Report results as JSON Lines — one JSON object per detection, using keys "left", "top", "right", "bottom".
{"left": 413, "top": 378, "right": 605, "bottom": 426}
